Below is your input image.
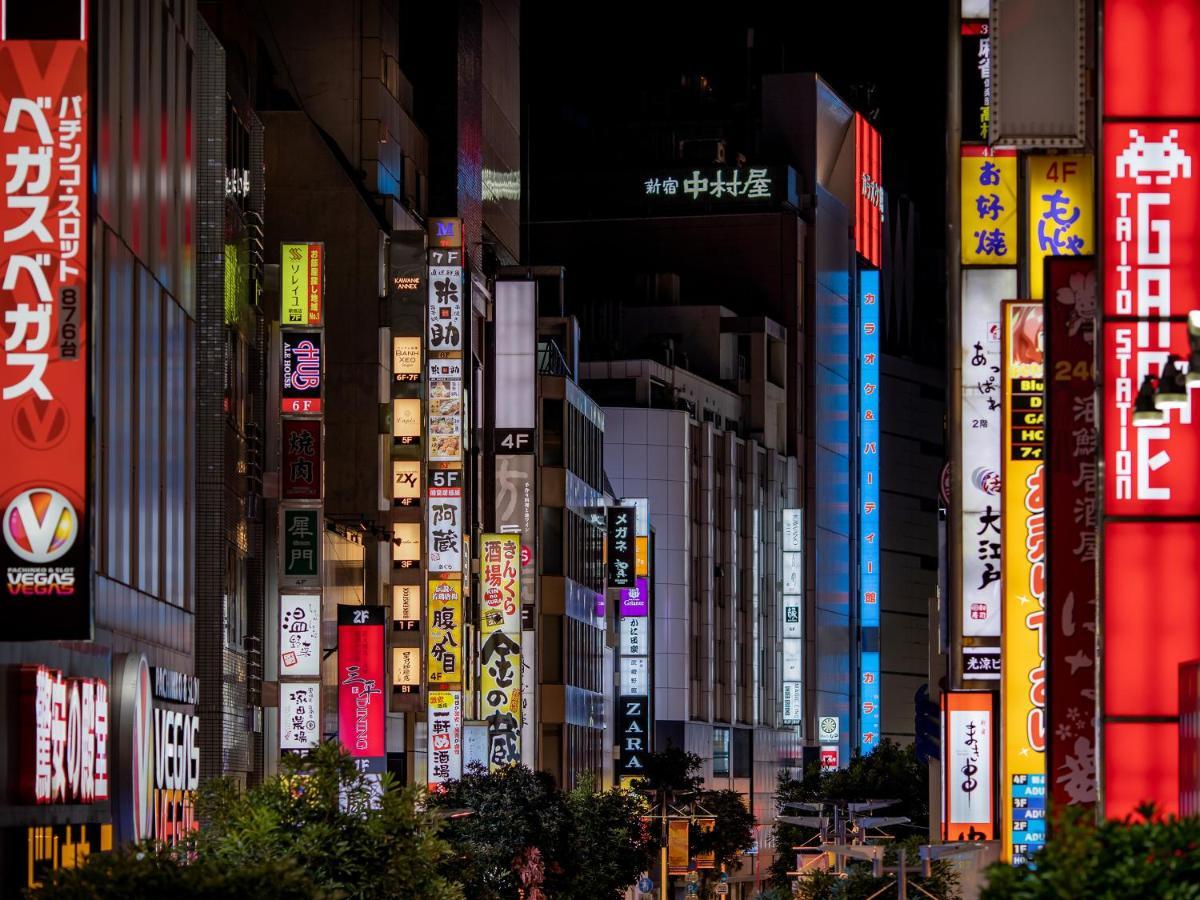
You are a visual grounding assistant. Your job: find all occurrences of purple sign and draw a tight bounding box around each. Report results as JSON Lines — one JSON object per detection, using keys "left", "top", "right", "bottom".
{"left": 620, "top": 577, "right": 649, "bottom": 618}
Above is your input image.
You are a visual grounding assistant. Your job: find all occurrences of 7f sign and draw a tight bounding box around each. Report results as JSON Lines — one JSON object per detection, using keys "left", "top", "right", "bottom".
{"left": 0, "top": 4, "right": 91, "bottom": 640}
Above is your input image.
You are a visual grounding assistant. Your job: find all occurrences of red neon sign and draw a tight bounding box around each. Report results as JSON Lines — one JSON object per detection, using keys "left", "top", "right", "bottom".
{"left": 855, "top": 114, "right": 883, "bottom": 267}
{"left": 0, "top": 4, "right": 91, "bottom": 640}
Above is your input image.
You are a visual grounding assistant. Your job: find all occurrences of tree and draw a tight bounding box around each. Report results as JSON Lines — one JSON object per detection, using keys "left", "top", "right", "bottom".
{"left": 560, "top": 773, "right": 657, "bottom": 900}
{"left": 194, "top": 742, "right": 462, "bottom": 900}
{"left": 33, "top": 742, "right": 461, "bottom": 900}
{"left": 981, "top": 803, "right": 1200, "bottom": 899}
{"left": 770, "top": 741, "right": 931, "bottom": 891}
{"left": 427, "top": 763, "right": 571, "bottom": 899}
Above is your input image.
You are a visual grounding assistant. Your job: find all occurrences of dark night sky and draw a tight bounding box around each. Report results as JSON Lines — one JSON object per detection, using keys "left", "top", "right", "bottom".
{"left": 524, "top": 0, "right": 950, "bottom": 360}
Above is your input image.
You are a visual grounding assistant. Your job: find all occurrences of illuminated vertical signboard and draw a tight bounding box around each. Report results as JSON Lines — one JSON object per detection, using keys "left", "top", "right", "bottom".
{"left": 281, "top": 242, "right": 324, "bottom": 327}
{"left": 494, "top": 278, "right": 538, "bottom": 768}
{"left": 961, "top": 19, "right": 991, "bottom": 144}
{"left": 960, "top": 269, "right": 1017, "bottom": 680}
{"left": 480, "top": 534, "right": 521, "bottom": 769}
{"left": 0, "top": 5, "right": 91, "bottom": 640}
{"left": 781, "top": 508, "right": 803, "bottom": 726}
{"left": 1044, "top": 256, "right": 1097, "bottom": 812}
{"left": 961, "top": 148, "right": 1017, "bottom": 266}
{"left": 424, "top": 220, "right": 466, "bottom": 777}
{"left": 280, "top": 331, "right": 323, "bottom": 414}
{"left": 617, "top": 498, "right": 652, "bottom": 780}
{"left": 942, "top": 691, "right": 995, "bottom": 841}
{"left": 427, "top": 690, "right": 462, "bottom": 791}
{"left": 854, "top": 114, "right": 883, "bottom": 268}
{"left": 1000, "top": 301, "right": 1046, "bottom": 865}
{"left": 858, "top": 270, "right": 881, "bottom": 754}
{"left": 337, "top": 606, "right": 386, "bottom": 776}
{"left": 278, "top": 240, "right": 326, "bottom": 760}
{"left": 1026, "top": 156, "right": 1093, "bottom": 299}
{"left": 1101, "top": 1, "right": 1200, "bottom": 817}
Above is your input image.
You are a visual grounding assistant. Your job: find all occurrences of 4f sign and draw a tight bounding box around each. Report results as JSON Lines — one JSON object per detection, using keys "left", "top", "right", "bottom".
{"left": 496, "top": 428, "right": 534, "bottom": 454}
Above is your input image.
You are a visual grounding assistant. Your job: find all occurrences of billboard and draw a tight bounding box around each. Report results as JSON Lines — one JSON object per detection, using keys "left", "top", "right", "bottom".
{"left": 15, "top": 666, "right": 109, "bottom": 805}
{"left": 1100, "top": 17, "right": 1200, "bottom": 812}
{"left": 855, "top": 114, "right": 883, "bottom": 267}
{"left": 337, "top": 606, "right": 386, "bottom": 775}
{"left": 960, "top": 269, "right": 1017, "bottom": 658}
{"left": 392, "top": 336, "right": 420, "bottom": 382}
{"left": 481, "top": 533, "right": 521, "bottom": 634}
{"left": 1044, "top": 256, "right": 1097, "bottom": 810}
{"left": 782, "top": 507, "right": 802, "bottom": 724}
{"left": 494, "top": 280, "right": 537, "bottom": 452}
{"left": 279, "top": 594, "right": 321, "bottom": 678}
{"left": 480, "top": 533, "right": 522, "bottom": 770}
{"left": 393, "top": 583, "right": 420, "bottom": 631}
{"left": 618, "top": 695, "right": 650, "bottom": 777}
{"left": 392, "top": 460, "right": 421, "bottom": 506}
{"left": 427, "top": 468, "right": 463, "bottom": 572}
{"left": 427, "top": 358, "right": 463, "bottom": 463}
{"left": 961, "top": 20, "right": 991, "bottom": 144}
{"left": 943, "top": 692, "right": 995, "bottom": 841}
{"left": 280, "top": 683, "right": 320, "bottom": 751}
{"left": 859, "top": 270, "right": 881, "bottom": 753}
{"left": 0, "top": 13, "right": 91, "bottom": 641}
{"left": 607, "top": 506, "right": 636, "bottom": 588}
{"left": 281, "top": 507, "right": 321, "bottom": 584}
{"left": 281, "top": 242, "right": 324, "bottom": 326}
{"left": 961, "top": 148, "right": 1017, "bottom": 266}
{"left": 282, "top": 419, "right": 322, "bottom": 500}
{"left": 427, "top": 261, "right": 463, "bottom": 352}
{"left": 427, "top": 579, "right": 463, "bottom": 684}
{"left": 393, "top": 647, "right": 420, "bottom": 694}
{"left": 281, "top": 331, "right": 323, "bottom": 414}
{"left": 1000, "top": 300, "right": 1046, "bottom": 865}
{"left": 1026, "top": 156, "right": 1093, "bottom": 298}
{"left": 427, "top": 690, "right": 462, "bottom": 791}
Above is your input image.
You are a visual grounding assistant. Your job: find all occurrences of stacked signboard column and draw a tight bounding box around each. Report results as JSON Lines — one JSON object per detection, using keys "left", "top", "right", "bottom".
{"left": 278, "top": 243, "right": 325, "bottom": 757}
{"left": 425, "top": 220, "right": 466, "bottom": 790}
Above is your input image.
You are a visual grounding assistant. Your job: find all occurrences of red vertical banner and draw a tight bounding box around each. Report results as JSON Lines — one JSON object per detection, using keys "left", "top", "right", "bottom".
{"left": 337, "top": 605, "right": 386, "bottom": 775}
{"left": 0, "top": 6, "right": 91, "bottom": 640}
{"left": 855, "top": 113, "right": 883, "bottom": 267}
{"left": 1044, "top": 256, "right": 1097, "bottom": 812}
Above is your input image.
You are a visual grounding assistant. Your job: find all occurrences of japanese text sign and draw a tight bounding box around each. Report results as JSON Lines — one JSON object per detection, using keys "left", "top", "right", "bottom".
{"left": 1044, "top": 256, "right": 1097, "bottom": 811}
{"left": 337, "top": 605, "right": 386, "bottom": 775}
{"left": 961, "top": 148, "right": 1017, "bottom": 265}
{"left": 282, "top": 508, "right": 321, "bottom": 582}
{"left": 279, "top": 594, "right": 321, "bottom": 678}
{"left": 480, "top": 534, "right": 520, "bottom": 634}
{"left": 17, "top": 666, "right": 108, "bottom": 805}
{"left": 426, "top": 579, "right": 462, "bottom": 684}
{"left": 426, "top": 690, "right": 462, "bottom": 790}
{"left": 282, "top": 419, "right": 322, "bottom": 500}
{"left": 1026, "top": 156, "right": 1093, "bottom": 298}
{"left": 0, "top": 17, "right": 92, "bottom": 640}
{"left": 607, "top": 506, "right": 636, "bottom": 588}
{"left": 281, "top": 243, "right": 323, "bottom": 326}
{"left": 280, "top": 683, "right": 319, "bottom": 751}
{"left": 1000, "top": 300, "right": 1047, "bottom": 865}
{"left": 943, "top": 692, "right": 994, "bottom": 841}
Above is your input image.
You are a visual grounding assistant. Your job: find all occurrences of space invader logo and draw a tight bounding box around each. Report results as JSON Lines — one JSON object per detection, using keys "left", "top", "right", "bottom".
{"left": 1116, "top": 128, "right": 1192, "bottom": 185}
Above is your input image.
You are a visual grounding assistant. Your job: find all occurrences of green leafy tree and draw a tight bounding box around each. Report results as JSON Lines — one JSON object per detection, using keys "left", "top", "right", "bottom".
{"left": 31, "top": 847, "right": 325, "bottom": 899}
{"left": 770, "top": 740, "right": 929, "bottom": 888}
{"left": 428, "top": 763, "right": 571, "bottom": 899}
{"left": 33, "top": 742, "right": 461, "bottom": 900}
{"left": 981, "top": 803, "right": 1200, "bottom": 899}
{"left": 559, "top": 773, "right": 657, "bottom": 900}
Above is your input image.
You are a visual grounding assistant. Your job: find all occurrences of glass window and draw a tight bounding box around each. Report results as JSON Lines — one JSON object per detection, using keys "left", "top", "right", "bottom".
{"left": 712, "top": 727, "right": 731, "bottom": 777}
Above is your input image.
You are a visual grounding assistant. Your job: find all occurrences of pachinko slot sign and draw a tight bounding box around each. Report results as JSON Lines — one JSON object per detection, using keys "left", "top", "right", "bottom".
{"left": 0, "top": 1, "right": 91, "bottom": 641}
